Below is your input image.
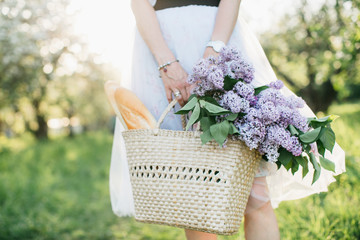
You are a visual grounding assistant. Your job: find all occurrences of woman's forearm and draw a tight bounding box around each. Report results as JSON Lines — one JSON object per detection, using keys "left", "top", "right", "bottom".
{"left": 131, "top": 0, "right": 175, "bottom": 65}
{"left": 211, "top": 0, "right": 241, "bottom": 43}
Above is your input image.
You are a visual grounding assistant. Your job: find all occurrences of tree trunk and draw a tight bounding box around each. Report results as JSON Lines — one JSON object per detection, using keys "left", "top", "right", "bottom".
{"left": 33, "top": 99, "right": 48, "bottom": 139}
{"left": 34, "top": 113, "right": 48, "bottom": 139}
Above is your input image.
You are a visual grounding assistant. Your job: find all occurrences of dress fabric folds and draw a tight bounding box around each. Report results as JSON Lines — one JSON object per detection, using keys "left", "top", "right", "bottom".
{"left": 109, "top": 2, "right": 346, "bottom": 217}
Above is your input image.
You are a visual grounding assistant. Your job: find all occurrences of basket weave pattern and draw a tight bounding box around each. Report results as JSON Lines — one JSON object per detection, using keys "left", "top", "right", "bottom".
{"left": 122, "top": 128, "right": 261, "bottom": 235}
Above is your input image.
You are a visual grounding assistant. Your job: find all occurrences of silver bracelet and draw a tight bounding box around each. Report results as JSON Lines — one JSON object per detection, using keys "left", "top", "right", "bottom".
{"left": 158, "top": 59, "right": 179, "bottom": 73}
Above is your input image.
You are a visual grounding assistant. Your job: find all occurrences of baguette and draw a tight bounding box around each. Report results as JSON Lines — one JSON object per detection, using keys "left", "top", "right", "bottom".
{"left": 104, "top": 81, "right": 128, "bottom": 129}
{"left": 114, "top": 87, "right": 157, "bottom": 129}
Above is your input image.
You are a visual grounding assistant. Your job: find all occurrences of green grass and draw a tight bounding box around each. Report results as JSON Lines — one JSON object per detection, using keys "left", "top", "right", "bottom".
{"left": 0, "top": 101, "right": 359, "bottom": 239}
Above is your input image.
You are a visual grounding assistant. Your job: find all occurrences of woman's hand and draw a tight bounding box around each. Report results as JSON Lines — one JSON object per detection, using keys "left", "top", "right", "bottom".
{"left": 160, "top": 61, "right": 191, "bottom": 107}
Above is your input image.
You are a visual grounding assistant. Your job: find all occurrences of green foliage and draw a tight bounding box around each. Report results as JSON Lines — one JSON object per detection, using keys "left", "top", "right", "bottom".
{"left": 275, "top": 101, "right": 360, "bottom": 240}
{"left": 0, "top": 131, "right": 117, "bottom": 239}
{"left": 299, "top": 127, "right": 322, "bottom": 143}
{"left": 223, "top": 75, "right": 240, "bottom": 91}
{"left": 178, "top": 93, "right": 339, "bottom": 182}
{"left": 254, "top": 85, "right": 270, "bottom": 95}
{"left": 176, "top": 95, "right": 233, "bottom": 146}
{"left": 272, "top": 115, "right": 338, "bottom": 183}
{"left": 262, "top": 0, "right": 360, "bottom": 112}
{"left": 0, "top": 0, "right": 114, "bottom": 138}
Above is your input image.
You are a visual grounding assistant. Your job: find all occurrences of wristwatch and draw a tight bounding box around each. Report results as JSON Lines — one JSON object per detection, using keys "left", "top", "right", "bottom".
{"left": 206, "top": 40, "right": 225, "bottom": 53}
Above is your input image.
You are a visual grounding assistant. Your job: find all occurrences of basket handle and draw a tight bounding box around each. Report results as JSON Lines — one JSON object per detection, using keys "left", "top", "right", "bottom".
{"left": 155, "top": 98, "right": 200, "bottom": 131}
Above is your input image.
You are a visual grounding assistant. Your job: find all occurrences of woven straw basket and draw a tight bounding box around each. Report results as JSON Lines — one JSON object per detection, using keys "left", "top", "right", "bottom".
{"left": 121, "top": 99, "right": 261, "bottom": 235}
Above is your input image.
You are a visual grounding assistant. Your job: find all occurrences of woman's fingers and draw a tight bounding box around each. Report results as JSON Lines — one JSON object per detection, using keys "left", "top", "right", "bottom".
{"left": 179, "top": 88, "right": 188, "bottom": 102}
{"left": 165, "top": 86, "right": 172, "bottom": 103}
{"left": 172, "top": 87, "right": 185, "bottom": 106}
{"left": 160, "top": 63, "right": 191, "bottom": 106}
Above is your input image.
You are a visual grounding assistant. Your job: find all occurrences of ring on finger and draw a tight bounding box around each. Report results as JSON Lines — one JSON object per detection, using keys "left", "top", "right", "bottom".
{"left": 173, "top": 90, "right": 181, "bottom": 98}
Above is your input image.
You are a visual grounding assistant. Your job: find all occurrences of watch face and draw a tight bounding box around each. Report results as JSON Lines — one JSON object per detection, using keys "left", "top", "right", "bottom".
{"left": 213, "top": 41, "right": 224, "bottom": 52}
{"left": 213, "top": 42, "right": 222, "bottom": 52}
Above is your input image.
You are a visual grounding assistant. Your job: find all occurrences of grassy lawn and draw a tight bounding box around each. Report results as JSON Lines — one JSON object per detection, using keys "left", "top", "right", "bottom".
{"left": 0, "top": 101, "right": 359, "bottom": 239}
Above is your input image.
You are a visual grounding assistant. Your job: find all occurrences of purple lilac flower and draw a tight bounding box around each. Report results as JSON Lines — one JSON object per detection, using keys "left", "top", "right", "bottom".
{"left": 287, "top": 136, "right": 303, "bottom": 156}
{"left": 219, "top": 46, "right": 241, "bottom": 63}
{"left": 234, "top": 81, "right": 255, "bottom": 100}
{"left": 248, "top": 95, "right": 258, "bottom": 106}
{"left": 269, "top": 79, "right": 284, "bottom": 90}
{"left": 206, "top": 55, "right": 218, "bottom": 65}
{"left": 277, "top": 105, "right": 293, "bottom": 128}
{"left": 286, "top": 95, "right": 305, "bottom": 109}
{"left": 218, "top": 62, "right": 230, "bottom": 76}
{"left": 187, "top": 46, "right": 312, "bottom": 163}
{"left": 220, "top": 91, "right": 249, "bottom": 113}
{"left": 191, "top": 58, "right": 209, "bottom": 78}
{"left": 187, "top": 75, "right": 200, "bottom": 84}
{"left": 290, "top": 111, "right": 309, "bottom": 132}
{"left": 229, "top": 60, "right": 255, "bottom": 83}
{"left": 192, "top": 86, "right": 206, "bottom": 96}
{"left": 266, "top": 125, "right": 292, "bottom": 150}
{"left": 239, "top": 62, "right": 255, "bottom": 83}
{"left": 245, "top": 107, "right": 262, "bottom": 121}
{"left": 257, "top": 88, "right": 286, "bottom": 106}
{"left": 191, "top": 78, "right": 214, "bottom": 96}
{"left": 258, "top": 139, "right": 280, "bottom": 163}
{"left": 207, "top": 65, "right": 224, "bottom": 89}
{"left": 260, "top": 101, "right": 280, "bottom": 123}
{"left": 235, "top": 120, "right": 266, "bottom": 150}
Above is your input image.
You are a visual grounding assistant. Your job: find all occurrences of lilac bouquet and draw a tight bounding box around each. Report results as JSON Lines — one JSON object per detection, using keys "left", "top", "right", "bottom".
{"left": 176, "top": 46, "right": 338, "bottom": 184}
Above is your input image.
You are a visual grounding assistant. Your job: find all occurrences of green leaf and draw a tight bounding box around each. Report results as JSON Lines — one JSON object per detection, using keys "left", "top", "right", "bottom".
{"left": 302, "top": 156, "right": 309, "bottom": 178}
{"left": 225, "top": 113, "right": 238, "bottom": 121}
{"left": 299, "top": 127, "right": 322, "bottom": 143}
{"left": 319, "top": 156, "right": 336, "bottom": 173}
{"left": 307, "top": 117, "right": 317, "bottom": 123}
{"left": 288, "top": 125, "right": 299, "bottom": 136}
{"left": 278, "top": 148, "right": 293, "bottom": 169}
{"left": 200, "top": 117, "right": 213, "bottom": 132}
{"left": 209, "top": 120, "right": 231, "bottom": 146}
{"left": 228, "top": 123, "right": 239, "bottom": 134}
{"left": 175, "top": 96, "right": 198, "bottom": 114}
{"left": 202, "top": 101, "right": 231, "bottom": 115}
{"left": 319, "top": 127, "right": 336, "bottom": 153}
{"left": 294, "top": 155, "right": 309, "bottom": 178}
{"left": 309, "top": 152, "right": 321, "bottom": 184}
{"left": 200, "top": 96, "right": 220, "bottom": 106}
{"left": 187, "top": 94, "right": 197, "bottom": 102}
{"left": 294, "top": 155, "right": 306, "bottom": 168}
{"left": 200, "top": 129, "right": 213, "bottom": 145}
{"left": 309, "top": 115, "right": 339, "bottom": 128}
{"left": 185, "top": 103, "right": 201, "bottom": 130}
{"left": 304, "top": 144, "right": 311, "bottom": 152}
{"left": 284, "top": 158, "right": 293, "bottom": 171}
{"left": 316, "top": 140, "right": 326, "bottom": 156}
{"left": 223, "top": 75, "right": 239, "bottom": 91}
{"left": 254, "top": 85, "right": 270, "bottom": 95}
{"left": 291, "top": 158, "right": 300, "bottom": 175}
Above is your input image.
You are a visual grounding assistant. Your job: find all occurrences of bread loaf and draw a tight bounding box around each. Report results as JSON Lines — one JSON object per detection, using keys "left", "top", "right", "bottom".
{"left": 114, "top": 87, "right": 157, "bottom": 130}
{"left": 104, "top": 81, "right": 157, "bottom": 130}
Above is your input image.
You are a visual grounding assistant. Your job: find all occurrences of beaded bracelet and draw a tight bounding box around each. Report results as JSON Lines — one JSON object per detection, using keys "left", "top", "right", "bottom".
{"left": 158, "top": 59, "right": 179, "bottom": 73}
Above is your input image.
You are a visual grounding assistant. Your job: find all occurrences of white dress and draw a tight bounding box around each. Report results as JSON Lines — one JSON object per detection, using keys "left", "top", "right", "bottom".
{"left": 109, "top": 1, "right": 346, "bottom": 217}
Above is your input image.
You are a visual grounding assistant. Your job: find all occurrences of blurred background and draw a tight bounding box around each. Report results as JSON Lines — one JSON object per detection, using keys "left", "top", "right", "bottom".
{"left": 0, "top": 0, "right": 359, "bottom": 239}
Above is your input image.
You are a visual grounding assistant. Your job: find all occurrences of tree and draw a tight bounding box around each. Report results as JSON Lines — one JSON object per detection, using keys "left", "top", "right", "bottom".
{"left": 0, "top": 0, "right": 113, "bottom": 139}
{"left": 262, "top": 0, "right": 360, "bottom": 113}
